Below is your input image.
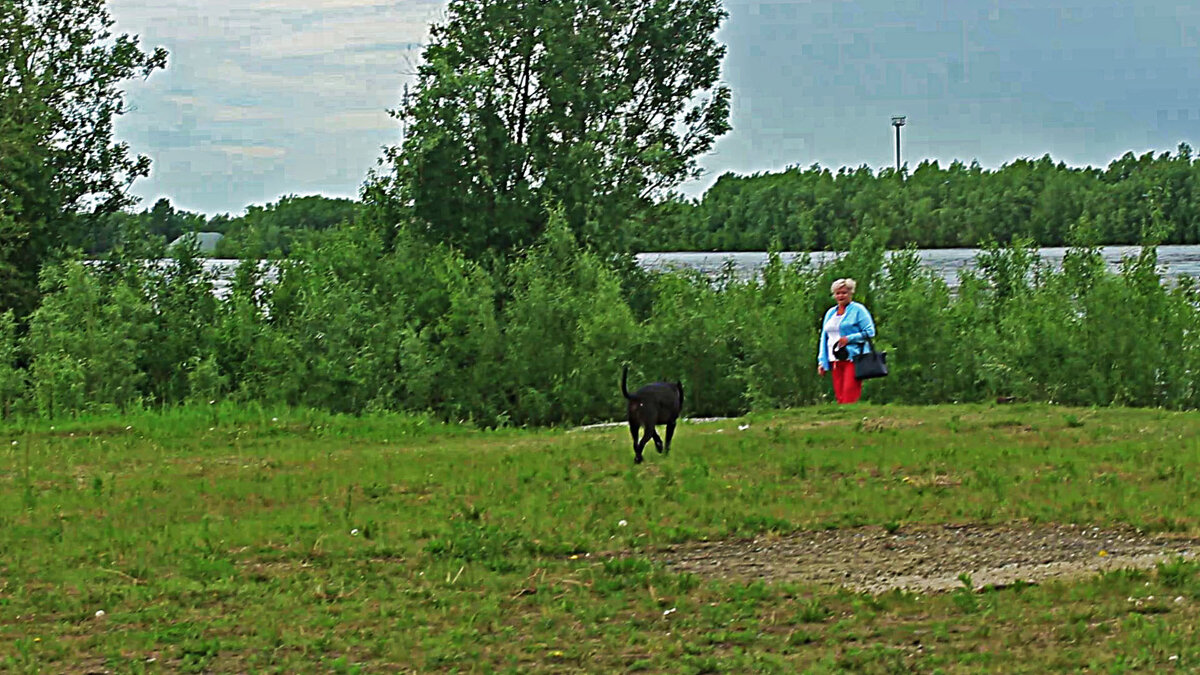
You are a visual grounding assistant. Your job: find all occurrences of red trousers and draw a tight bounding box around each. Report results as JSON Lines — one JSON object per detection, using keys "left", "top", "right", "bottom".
{"left": 831, "top": 360, "right": 862, "bottom": 404}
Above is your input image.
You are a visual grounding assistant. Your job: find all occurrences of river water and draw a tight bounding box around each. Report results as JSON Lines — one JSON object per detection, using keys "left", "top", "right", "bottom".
{"left": 635, "top": 245, "right": 1200, "bottom": 288}
{"left": 200, "top": 245, "right": 1200, "bottom": 297}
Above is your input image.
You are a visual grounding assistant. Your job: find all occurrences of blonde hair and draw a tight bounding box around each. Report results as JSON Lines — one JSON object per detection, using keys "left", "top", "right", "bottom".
{"left": 831, "top": 278, "right": 857, "bottom": 294}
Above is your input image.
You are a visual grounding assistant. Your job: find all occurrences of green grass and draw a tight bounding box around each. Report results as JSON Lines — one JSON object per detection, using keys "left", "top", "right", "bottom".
{"left": 3, "top": 402, "right": 1200, "bottom": 672}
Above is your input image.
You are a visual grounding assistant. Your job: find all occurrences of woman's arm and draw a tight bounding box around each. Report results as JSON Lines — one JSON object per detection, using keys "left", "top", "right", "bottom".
{"left": 817, "top": 308, "right": 831, "bottom": 373}
{"left": 843, "top": 304, "right": 876, "bottom": 344}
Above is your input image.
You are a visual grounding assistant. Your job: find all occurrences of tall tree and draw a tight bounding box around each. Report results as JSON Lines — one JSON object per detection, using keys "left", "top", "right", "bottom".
{"left": 0, "top": 0, "right": 166, "bottom": 317}
{"left": 366, "top": 0, "right": 730, "bottom": 259}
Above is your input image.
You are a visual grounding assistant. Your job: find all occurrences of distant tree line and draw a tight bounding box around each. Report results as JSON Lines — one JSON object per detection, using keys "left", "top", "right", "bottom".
{"left": 78, "top": 195, "right": 362, "bottom": 258}
{"left": 636, "top": 144, "right": 1200, "bottom": 252}
{"left": 90, "top": 142, "right": 1200, "bottom": 261}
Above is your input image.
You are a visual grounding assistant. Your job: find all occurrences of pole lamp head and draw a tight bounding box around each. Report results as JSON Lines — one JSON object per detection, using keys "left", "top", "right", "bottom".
{"left": 891, "top": 115, "right": 906, "bottom": 128}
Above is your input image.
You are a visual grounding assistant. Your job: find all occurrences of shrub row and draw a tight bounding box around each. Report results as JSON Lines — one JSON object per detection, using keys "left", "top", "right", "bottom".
{"left": 2, "top": 217, "right": 1198, "bottom": 425}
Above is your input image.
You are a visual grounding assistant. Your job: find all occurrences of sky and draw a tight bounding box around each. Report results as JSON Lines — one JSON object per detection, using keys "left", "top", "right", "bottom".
{"left": 108, "top": 0, "right": 1200, "bottom": 216}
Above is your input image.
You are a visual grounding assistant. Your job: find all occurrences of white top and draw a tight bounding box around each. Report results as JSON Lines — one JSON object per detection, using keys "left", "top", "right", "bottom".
{"left": 823, "top": 311, "right": 846, "bottom": 362}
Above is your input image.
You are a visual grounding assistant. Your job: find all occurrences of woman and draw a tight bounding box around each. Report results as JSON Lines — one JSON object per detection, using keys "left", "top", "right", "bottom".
{"left": 817, "top": 278, "right": 876, "bottom": 404}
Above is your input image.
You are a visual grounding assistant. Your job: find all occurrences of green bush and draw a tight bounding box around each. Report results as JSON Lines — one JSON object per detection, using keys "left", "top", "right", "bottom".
{"left": 6, "top": 212, "right": 1200, "bottom": 423}
{"left": 259, "top": 228, "right": 396, "bottom": 411}
{"left": 0, "top": 310, "right": 24, "bottom": 418}
{"left": 635, "top": 265, "right": 741, "bottom": 417}
{"left": 395, "top": 246, "right": 503, "bottom": 423}
{"left": 26, "top": 262, "right": 149, "bottom": 416}
{"left": 735, "top": 252, "right": 824, "bottom": 410}
{"left": 502, "top": 212, "right": 639, "bottom": 425}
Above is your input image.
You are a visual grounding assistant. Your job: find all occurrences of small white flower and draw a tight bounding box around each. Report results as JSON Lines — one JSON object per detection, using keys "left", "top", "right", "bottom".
{"left": 271, "top": 417, "right": 278, "bottom": 422}
{"left": 94, "top": 610, "right": 106, "bottom": 618}
{"left": 351, "top": 528, "right": 360, "bottom": 536}
{"left": 209, "top": 400, "right": 216, "bottom": 405}
{"left": 125, "top": 426, "right": 132, "bottom": 431}
{"left": 10, "top": 440, "right": 16, "bottom": 446}
{"left": 618, "top": 520, "right": 628, "bottom": 527}
{"left": 1169, "top": 655, "right": 1179, "bottom": 661}
{"left": 663, "top": 607, "right": 677, "bottom": 617}
{"left": 1175, "top": 596, "right": 1185, "bottom": 604}
{"left": 738, "top": 424, "right": 750, "bottom": 431}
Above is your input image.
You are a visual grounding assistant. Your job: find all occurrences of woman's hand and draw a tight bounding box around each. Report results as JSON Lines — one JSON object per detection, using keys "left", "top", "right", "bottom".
{"left": 836, "top": 336, "right": 849, "bottom": 348}
{"left": 817, "top": 365, "right": 827, "bottom": 376}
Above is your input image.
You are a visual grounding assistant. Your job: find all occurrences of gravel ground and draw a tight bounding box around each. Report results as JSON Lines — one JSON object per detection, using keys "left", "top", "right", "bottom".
{"left": 653, "top": 524, "right": 1200, "bottom": 594}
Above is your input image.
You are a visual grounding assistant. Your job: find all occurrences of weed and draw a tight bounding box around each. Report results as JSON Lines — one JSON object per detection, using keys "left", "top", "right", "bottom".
{"left": 424, "top": 521, "right": 527, "bottom": 572}
{"left": 781, "top": 457, "right": 808, "bottom": 479}
{"left": 1156, "top": 557, "right": 1196, "bottom": 588}
{"left": 952, "top": 573, "right": 979, "bottom": 613}
{"left": 795, "top": 598, "right": 832, "bottom": 623}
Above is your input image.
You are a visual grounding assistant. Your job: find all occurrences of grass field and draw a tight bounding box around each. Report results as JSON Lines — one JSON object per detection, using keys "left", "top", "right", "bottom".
{"left": 3, "top": 402, "right": 1200, "bottom": 673}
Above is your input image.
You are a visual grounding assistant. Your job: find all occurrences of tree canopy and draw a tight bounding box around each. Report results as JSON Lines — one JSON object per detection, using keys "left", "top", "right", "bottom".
{"left": 635, "top": 144, "right": 1200, "bottom": 252}
{"left": 366, "top": 0, "right": 731, "bottom": 260}
{"left": 0, "top": 0, "right": 166, "bottom": 317}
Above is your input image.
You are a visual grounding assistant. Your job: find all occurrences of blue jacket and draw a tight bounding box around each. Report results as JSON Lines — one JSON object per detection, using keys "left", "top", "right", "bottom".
{"left": 817, "top": 301, "right": 876, "bottom": 372}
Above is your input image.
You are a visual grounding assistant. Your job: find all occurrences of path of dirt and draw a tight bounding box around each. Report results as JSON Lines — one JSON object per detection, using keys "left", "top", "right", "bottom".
{"left": 653, "top": 524, "right": 1200, "bottom": 594}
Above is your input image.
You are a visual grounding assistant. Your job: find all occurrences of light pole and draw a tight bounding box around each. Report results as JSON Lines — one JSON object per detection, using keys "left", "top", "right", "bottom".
{"left": 891, "top": 115, "right": 906, "bottom": 172}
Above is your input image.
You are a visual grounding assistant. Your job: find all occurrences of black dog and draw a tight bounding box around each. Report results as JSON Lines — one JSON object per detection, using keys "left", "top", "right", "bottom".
{"left": 621, "top": 365, "right": 684, "bottom": 464}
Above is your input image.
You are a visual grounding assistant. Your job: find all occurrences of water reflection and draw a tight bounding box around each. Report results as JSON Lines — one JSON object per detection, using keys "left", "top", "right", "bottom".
{"left": 200, "top": 245, "right": 1200, "bottom": 297}
{"left": 635, "top": 246, "right": 1200, "bottom": 288}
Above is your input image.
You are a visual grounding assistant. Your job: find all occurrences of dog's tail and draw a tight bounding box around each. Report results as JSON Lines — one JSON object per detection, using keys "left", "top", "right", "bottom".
{"left": 621, "top": 364, "right": 633, "bottom": 400}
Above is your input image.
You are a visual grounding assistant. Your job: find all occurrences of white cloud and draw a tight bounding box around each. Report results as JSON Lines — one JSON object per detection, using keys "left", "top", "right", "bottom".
{"left": 111, "top": 0, "right": 441, "bottom": 53}
{"left": 163, "top": 94, "right": 203, "bottom": 108}
{"left": 325, "top": 47, "right": 420, "bottom": 68}
{"left": 110, "top": 1, "right": 280, "bottom": 45}
{"left": 209, "top": 59, "right": 347, "bottom": 98}
{"left": 211, "top": 105, "right": 284, "bottom": 123}
{"left": 246, "top": 15, "right": 432, "bottom": 59}
{"left": 324, "top": 110, "right": 395, "bottom": 131}
{"left": 106, "top": 0, "right": 449, "bottom": 212}
{"left": 212, "top": 144, "right": 287, "bottom": 159}
{"left": 254, "top": 0, "right": 436, "bottom": 11}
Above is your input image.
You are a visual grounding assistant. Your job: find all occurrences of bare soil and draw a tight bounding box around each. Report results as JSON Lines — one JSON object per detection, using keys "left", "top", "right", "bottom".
{"left": 652, "top": 524, "right": 1200, "bottom": 594}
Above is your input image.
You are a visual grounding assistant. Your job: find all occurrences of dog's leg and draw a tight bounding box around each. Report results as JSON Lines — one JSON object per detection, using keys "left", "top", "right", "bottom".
{"left": 634, "top": 426, "right": 654, "bottom": 464}
{"left": 650, "top": 426, "right": 664, "bottom": 453}
{"left": 664, "top": 419, "right": 676, "bottom": 455}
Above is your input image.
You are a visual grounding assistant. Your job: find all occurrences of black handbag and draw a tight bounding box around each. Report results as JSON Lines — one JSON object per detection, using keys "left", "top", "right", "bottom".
{"left": 853, "top": 338, "right": 888, "bottom": 380}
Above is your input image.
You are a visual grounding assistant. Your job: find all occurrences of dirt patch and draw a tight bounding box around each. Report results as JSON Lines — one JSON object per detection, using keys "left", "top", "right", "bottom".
{"left": 654, "top": 524, "right": 1200, "bottom": 594}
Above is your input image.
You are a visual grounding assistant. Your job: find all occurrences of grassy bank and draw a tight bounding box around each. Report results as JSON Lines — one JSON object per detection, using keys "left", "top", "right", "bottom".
{"left": 3, "top": 403, "right": 1200, "bottom": 672}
